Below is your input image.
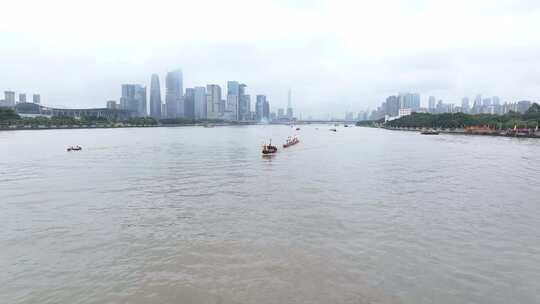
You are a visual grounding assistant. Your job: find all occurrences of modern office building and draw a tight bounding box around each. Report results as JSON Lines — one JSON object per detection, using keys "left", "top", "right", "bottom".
{"left": 33, "top": 94, "right": 40, "bottom": 104}
{"left": 517, "top": 100, "right": 532, "bottom": 113}
{"left": 238, "top": 83, "right": 250, "bottom": 120}
{"left": 206, "top": 84, "right": 222, "bottom": 119}
{"left": 166, "top": 69, "right": 183, "bottom": 118}
{"left": 194, "top": 86, "right": 207, "bottom": 120}
{"left": 226, "top": 94, "right": 238, "bottom": 121}
{"left": 277, "top": 108, "right": 285, "bottom": 119}
{"left": 19, "top": 93, "right": 26, "bottom": 103}
{"left": 461, "top": 97, "right": 470, "bottom": 113}
{"left": 120, "top": 84, "right": 147, "bottom": 117}
{"left": 184, "top": 88, "right": 195, "bottom": 119}
{"left": 256, "top": 95, "right": 270, "bottom": 121}
{"left": 386, "top": 95, "right": 400, "bottom": 116}
{"left": 428, "top": 96, "right": 436, "bottom": 112}
{"left": 398, "top": 92, "right": 421, "bottom": 111}
{"left": 286, "top": 88, "right": 293, "bottom": 119}
{"left": 4, "top": 91, "right": 15, "bottom": 106}
{"left": 149, "top": 74, "right": 162, "bottom": 119}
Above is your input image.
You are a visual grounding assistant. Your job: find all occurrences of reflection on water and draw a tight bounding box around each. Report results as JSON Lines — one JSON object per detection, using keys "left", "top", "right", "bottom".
{"left": 1, "top": 126, "right": 540, "bottom": 304}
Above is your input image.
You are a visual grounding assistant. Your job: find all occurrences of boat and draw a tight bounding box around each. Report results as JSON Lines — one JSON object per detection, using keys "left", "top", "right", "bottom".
{"left": 283, "top": 136, "right": 299, "bottom": 148}
{"left": 344, "top": 124, "right": 349, "bottom": 127}
{"left": 296, "top": 127, "right": 300, "bottom": 131}
{"left": 420, "top": 130, "right": 439, "bottom": 135}
{"left": 262, "top": 140, "right": 278, "bottom": 155}
{"left": 67, "top": 145, "right": 82, "bottom": 151}
{"left": 330, "top": 128, "right": 337, "bottom": 132}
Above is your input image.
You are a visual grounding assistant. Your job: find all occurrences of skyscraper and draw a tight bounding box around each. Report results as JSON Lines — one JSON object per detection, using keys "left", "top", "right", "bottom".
{"left": 32, "top": 94, "right": 40, "bottom": 104}
{"left": 472, "top": 94, "right": 482, "bottom": 113}
{"left": 398, "top": 92, "right": 420, "bottom": 111}
{"left": 194, "top": 86, "right": 207, "bottom": 120}
{"left": 256, "top": 95, "right": 270, "bottom": 121}
{"left": 226, "top": 94, "right": 238, "bottom": 121}
{"left": 238, "top": 83, "right": 250, "bottom": 120}
{"left": 461, "top": 97, "right": 470, "bottom": 113}
{"left": 166, "top": 69, "right": 183, "bottom": 118}
{"left": 120, "top": 84, "right": 147, "bottom": 117}
{"left": 149, "top": 74, "right": 162, "bottom": 119}
{"left": 206, "top": 84, "right": 222, "bottom": 119}
{"left": 19, "top": 93, "right": 26, "bottom": 103}
{"left": 517, "top": 100, "right": 531, "bottom": 113}
{"left": 428, "top": 96, "right": 436, "bottom": 112}
{"left": 287, "top": 88, "right": 293, "bottom": 119}
{"left": 184, "top": 88, "right": 195, "bottom": 119}
{"left": 227, "top": 81, "right": 240, "bottom": 121}
{"left": 386, "top": 95, "right": 399, "bottom": 116}
{"left": 4, "top": 91, "right": 15, "bottom": 106}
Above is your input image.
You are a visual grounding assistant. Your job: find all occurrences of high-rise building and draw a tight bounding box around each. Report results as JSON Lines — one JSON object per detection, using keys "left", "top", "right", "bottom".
{"left": 161, "top": 103, "right": 167, "bottom": 118}
{"left": 472, "top": 94, "right": 482, "bottom": 113}
{"left": 4, "top": 91, "right": 15, "bottom": 106}
{"left": 398, "top": 92, "right": 420, "bottom": 111}
{"left": 18, "top": 93, "right": 26, "bottom": 103}
{"left": 206, "top": 84, "right": 222, "bottom": 119}
{"left": 33, "top": 94, "right": 40, "bottom": 104}
{"left": 263, "top": 99, "right": 270, "bottom": 120}
{"left": 238, "top": 83, "right": 250, "bottom": 120}
{"left": 194, "top": 86, "right": 207, "bottom": 120}
{"left": 385, "top": 95, "right": 399, "bottom": 116}
{"left": 277, "top": 108, "right": 285, "bottom": 119}
{"left": 149, "top": 74, "right": 162, "bottom": 119}
{"left": 428, "top": 96, "right": 436, "bottom": 112}
{"left": 166, "top": 69, "right": 183, "bottom": 118}
{"left": 256, "top": 95, "right": 270, "bottom": 121}
{"left": 461, "top": 97, "right": 470, "bottom": 113}
{"left": 227, "top": 81, "right": 240, "bottom": 96}
{"left": 517, "top": 100, "right": 531, "bottom": 113}
{"left": 184, "top": 88, "right": 195, "bottom": 119}
{"left": 226, "top": 81, "right": 240, "bottom": 121}
{"left": 226, "top": 94, "right": 238, "bottom": 121}
{"left": 120, "top": 84, "right": 147, "bottom": 117}
{"left": 286, "top": 88, "right": 294, "bottom": 119}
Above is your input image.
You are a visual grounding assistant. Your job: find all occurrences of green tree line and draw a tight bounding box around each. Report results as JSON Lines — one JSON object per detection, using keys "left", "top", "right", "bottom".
{"left": 385, "top": 103, "right": 540, "bottom": 129}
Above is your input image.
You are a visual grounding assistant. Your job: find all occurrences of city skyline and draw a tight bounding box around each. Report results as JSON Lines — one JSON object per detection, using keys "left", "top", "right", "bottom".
{"left": 2, "top": 0, "right": 540, "bottom": 117}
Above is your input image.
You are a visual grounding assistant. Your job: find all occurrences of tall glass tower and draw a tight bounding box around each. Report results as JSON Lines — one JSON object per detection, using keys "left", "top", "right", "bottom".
{"left": 150, "top": 74, "right": 161, "bottom": 119}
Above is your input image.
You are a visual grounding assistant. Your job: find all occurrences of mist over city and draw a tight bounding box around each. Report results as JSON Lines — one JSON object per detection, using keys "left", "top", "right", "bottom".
{"left": 2, "top": 0, "right": 540, "bottom": 118}
{"left": 2, "top": 1, "right": 540, "bottom": 304}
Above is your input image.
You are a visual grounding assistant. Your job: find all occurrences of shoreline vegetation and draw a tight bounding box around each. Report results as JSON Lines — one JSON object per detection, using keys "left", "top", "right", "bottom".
{"left": 0, "top": 108, "right": 255, "bottom": 131}
{"left": 356, "top": 103, "right": 540, "bottom": 138}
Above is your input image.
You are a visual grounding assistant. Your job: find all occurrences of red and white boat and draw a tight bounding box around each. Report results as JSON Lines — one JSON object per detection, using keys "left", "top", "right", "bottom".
{"left": 283, "top": 136, "right": 299, "bottom": 148}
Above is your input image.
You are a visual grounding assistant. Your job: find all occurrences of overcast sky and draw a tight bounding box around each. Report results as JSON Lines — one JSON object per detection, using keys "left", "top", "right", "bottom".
{"left": 1, "top": 0, "right": 540, "bottom": 118}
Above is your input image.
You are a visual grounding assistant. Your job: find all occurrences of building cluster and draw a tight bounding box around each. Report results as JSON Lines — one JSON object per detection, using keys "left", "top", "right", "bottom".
{"left": 107, "top": 69, "right": 295, "bottom": 122}
{"left": 361, "top": 92, "right": 535, "bottom": 121}
{"left": 0, "top": 91, "right": 41, "bottom": 107}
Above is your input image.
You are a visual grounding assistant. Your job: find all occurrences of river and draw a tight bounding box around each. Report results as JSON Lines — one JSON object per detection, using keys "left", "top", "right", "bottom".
{"left": 1, "top": 125, "right": 539, "bottom": 303}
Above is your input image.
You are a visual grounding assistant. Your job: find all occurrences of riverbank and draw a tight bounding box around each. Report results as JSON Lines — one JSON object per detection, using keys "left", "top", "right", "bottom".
{"left": 376, "top": 126, "right": 540, "bottom": 138}
{"left": 0, "top": 122, "right": 256, "bottom": 131}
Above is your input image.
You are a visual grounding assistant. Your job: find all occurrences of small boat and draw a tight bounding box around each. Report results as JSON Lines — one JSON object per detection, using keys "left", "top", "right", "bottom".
{"left": 262, "top": 140, "right": 278, "bottom": 155}
{"left": 283, "top": 136, "right": 300, "bottom": 148}
{"left": 344, "top": 124, "right": 349, "bottom": 127}
{"left": 296, "top": 127, "right": 301, "bottom": 131}
{"left": 67, "top": 145, "right": 82, "bottom": 151}
{"left": 330, "top": 128, "right": 337, "bottom": 132}
{"left": 421, "top": 130, "right": 439, "bottom": 135}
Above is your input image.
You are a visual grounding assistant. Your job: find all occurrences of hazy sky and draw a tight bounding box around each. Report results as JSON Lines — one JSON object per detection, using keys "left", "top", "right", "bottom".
{"left": 2, "top": 0, "right": 540, "bottom": 117}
